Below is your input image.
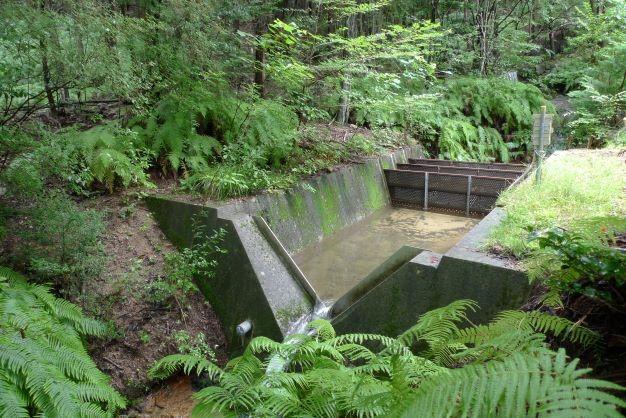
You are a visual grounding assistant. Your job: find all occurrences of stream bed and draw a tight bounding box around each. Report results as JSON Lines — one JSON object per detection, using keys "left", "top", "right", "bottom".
{"left": 292, "top": 207, "right": 479, "bottom": 300}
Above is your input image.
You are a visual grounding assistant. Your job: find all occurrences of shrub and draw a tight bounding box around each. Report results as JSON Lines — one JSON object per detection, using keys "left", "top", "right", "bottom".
{"left": 173, "top": 330, "right": 217, "bottom": 362}
{"left": 10, "top": 191, "right": 105, "bottom": 295}
{"left": 354, "top": 78, "right": 548, "bottom": 162}
{"left": 134, "top": 82, "right": 299, "bottom": 175}
{"left": 567, "top": 82, "right": 626, "bottom": 147}
{"left": 181, "top": 164, "right": 294, "bottom": 199}
{"left": 148, "top": 300, "right": 620, "bottom": 417}
{"left": 72, "top": 124, "right": 154, "bottom": 193}
{"left": 1, "top": 124, "right": 153, "bottom": 196}
{"left": 147, "top": 226, "right": 226, "bottom": 308}
{"left": 0, "top": 267, "right": 126, "bottom": 416}
{"left": 530, "top": 227, "right": 626, "bottom": 303}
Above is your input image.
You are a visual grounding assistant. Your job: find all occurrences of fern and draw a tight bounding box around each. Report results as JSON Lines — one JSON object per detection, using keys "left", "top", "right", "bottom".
{"left": 74, "top": 124, "right": 153, "bottom": 193}
{"left": 354, "top": 78, "right": 548, "bottom": 162}
{"left": 399, "top": 349, "right": 625, "bottom": 417}
{"left": 148, "top": 300, "right": 622, "bottom": 418}
{"left": 0, "top": 267, "right": 126, "bottom": 417}
{"left": 134, "top": 81, "right": 298, "bottom": 177}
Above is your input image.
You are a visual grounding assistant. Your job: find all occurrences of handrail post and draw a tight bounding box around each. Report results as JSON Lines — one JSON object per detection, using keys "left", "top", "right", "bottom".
{"left": 466, "top": 175, "right": 472, "bottom": 216}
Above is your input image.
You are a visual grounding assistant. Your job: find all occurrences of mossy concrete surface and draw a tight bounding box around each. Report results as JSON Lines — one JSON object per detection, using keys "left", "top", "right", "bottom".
{"left": 218, "top": 146, "right": 423, "bottom": 254}
{"left": 145, "top": 197, "right": 313, "bottom": 351}
{"left": 144, "top": 146, "right": 421, "bottom": 347}
{"left": 331, "top": 208, "right": 531, "bottom": 336}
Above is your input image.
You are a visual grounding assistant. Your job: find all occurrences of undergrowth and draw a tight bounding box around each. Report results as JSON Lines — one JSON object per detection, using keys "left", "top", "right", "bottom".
{"left": 0, "top": 267, "right": 126, "bottom": 416}
{"left": 354, "top": 78, "right": 549, "bottom": 162}
{"left": 148, "top": 299, "right": 622, "bottom": 417}
{"left": 490, "top": 151, "right": 625, "bottom": 258}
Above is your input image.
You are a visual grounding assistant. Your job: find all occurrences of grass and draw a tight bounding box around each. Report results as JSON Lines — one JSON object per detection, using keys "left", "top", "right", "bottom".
{"left": 489, "top": 150, "right": 626, "bottom": 258}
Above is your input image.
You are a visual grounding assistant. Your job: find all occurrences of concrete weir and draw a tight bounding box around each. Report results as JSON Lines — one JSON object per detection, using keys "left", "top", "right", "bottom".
{"left": 146, "top": 147, "right": 531, "bottom": 347}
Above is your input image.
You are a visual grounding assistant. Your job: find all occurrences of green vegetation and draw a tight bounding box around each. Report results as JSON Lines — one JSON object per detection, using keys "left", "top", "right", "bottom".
{"left": 0, "top": 267, "right": 126, "bottom": 416}
{"left": 147, "top": 226, "right": 226, "bottom": 309}
{"left": 1, "top": 192, "right": 105, "bottom": 297}
{"left": 491, "top": 152, "right": 625, "bottom": 257}
{"left": 0, "top": 0, "right": 624, "bottom": 414}
{"left": 491, "top": 150, "right": 625, "bottom": 381}
{"left": 531, "top": 227, "right": 625, "bottom": 302}
{"left": 172, "top": 330, "right": 217, "bottom": 363}
{"left": 149, "top": 300, "right": 622, "bottom": 417}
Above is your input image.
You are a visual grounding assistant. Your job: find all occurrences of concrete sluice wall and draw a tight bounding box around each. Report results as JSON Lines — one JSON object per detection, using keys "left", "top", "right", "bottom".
{"left": 146, "top": 146, "right": 531, "bottom": 348}
{"left": 330, "top": 209, "right": 530, "bottom": 336}
{"left": 146, "top": 147, "right": 422, "bottom": 350}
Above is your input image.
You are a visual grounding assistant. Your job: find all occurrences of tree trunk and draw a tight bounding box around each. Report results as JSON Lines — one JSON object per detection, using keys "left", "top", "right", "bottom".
{"left": 40, "top": 39, "right": 58, "bottom": 116}
{"left": 430, "top": 0, "right": 439, "bottom": 23}
{"left": 337, "top": 77, "right": 351, "bottom": 125}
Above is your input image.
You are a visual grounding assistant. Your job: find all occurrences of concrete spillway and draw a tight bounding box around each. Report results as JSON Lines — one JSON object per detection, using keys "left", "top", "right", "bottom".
{"left": 293, "top": 208, "right": 478, "bottom": 300}
{"left": 146, "top": 148, "right": 531, "bottom": 350}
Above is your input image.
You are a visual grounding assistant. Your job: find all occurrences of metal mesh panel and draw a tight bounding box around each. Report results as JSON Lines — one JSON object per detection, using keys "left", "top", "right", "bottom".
{"left": 473, "top": 195, "right": 499, "bottom": 213}
{"left": 388, "top": 186, "right": 425, "bottom": 206}
{"left": 385, "top": 170, "right": 426, "bottom": 188}
{"left": 427, "top": 173, "right": 470, "bottom": 194}
{"left": 396, "top": 163, "right": 521, "bottom": 180}
{"left": 470, "top": 176, "right": 513, "bottom": 197}
{"left": 427, "top": 190, "right": 467, "bottom": 212}
{"left": 384, "top": 168, "right": 513, "bottom": 215}
{"left": 408, "top": 158, "right": 525, "bottom": 172}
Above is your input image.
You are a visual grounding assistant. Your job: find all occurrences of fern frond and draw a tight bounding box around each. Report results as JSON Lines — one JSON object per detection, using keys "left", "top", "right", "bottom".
{"left": 0, "top": 267, "right": 126, "bottom": 416}
{"left": 493, "top": 310, "right": 600, "bottom": 347}
{"left": 148, "top": 354, "right": 223, "bottom": 381}
{"left": 308, "top": 319, "right": 336, "bottom": 341}
{"left": 398, "top": 348, "right": 625, "bottom": 417}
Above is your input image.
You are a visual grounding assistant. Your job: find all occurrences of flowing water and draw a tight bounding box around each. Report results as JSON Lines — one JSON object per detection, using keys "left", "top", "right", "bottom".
{"left": 292, "top": 207, "right": 479, "bottom": 300}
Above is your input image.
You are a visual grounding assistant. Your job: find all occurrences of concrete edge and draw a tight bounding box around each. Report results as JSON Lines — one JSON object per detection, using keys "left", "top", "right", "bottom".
{"left": 252, "top": 215, "right": 321, "bottom": 305}
{"left": 330, "top": 245, "right": 425, "bottom": 317}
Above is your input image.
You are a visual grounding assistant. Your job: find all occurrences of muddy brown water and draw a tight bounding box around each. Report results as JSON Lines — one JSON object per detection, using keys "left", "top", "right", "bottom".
{"left": 293, "top": 207, "right": 479, "bottom": 301}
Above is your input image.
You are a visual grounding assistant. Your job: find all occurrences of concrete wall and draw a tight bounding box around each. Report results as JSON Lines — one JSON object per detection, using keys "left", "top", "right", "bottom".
{"left": 331, "top": 208, "right": 531, "bottom": 336}
{"left": 218, "top": 146, "right": 423, "bottom": 254}
{"left": 146, "top": 146, "right": 531, "bottom": 346}
{"left": 145, "top": 146, "right": 422, "bottom": 349}
{"left": 145, "top": 197, "right": 314, "bottom": 351}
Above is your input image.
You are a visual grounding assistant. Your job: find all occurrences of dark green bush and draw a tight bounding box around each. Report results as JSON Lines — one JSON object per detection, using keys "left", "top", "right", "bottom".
{"left": 531, "top": 227, "right": 626, "bottom": 303}
{"left": 10, "top": 192, "right": 105, "bottom": 295}
{"left": 354, "top": 78, "right": 549, "bottom": 162}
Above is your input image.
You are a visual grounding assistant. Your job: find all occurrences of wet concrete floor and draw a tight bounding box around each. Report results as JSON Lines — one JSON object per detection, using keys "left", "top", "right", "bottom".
{"left": 292, "top": 207, "right": 479, "bottom": 300}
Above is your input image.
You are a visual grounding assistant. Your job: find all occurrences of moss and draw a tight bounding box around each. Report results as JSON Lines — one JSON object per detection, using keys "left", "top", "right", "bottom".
{"left": 289, "top": 191, "right": 306, "bottom": 218}
{"left": 276, "top": 196, "right": 291, "bottom": 221}
{"left": 363, "top": 167, "right": 386, "bottom": 211}
{"left": 275, "top": 303, "right": 309, "bottom": 329}
{"left": 289, "top": 191, "right": 316, "bottom": 246}
{"left": 317, "top": 180, "right": 341, "bottom": 237}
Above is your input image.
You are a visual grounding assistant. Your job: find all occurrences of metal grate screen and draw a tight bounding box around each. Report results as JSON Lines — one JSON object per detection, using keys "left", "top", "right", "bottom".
{"left": 385, "top": 160, "right": 523, "bottom": 215}
{"left": 396, "top": 163, "right": 521, "bottom": 180}
{"left": 408, "top": 158, "right": 525, "bottom": 172}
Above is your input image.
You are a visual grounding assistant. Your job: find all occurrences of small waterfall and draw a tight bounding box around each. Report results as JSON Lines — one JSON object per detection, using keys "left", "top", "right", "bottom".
{"left": 266, "top": 301, "right": 333, "bottom": 375}
{"left": 286, "top": 301, "right": 332, "bottom": 336}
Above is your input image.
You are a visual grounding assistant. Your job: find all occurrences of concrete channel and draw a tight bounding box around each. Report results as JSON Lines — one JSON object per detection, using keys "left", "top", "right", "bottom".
{"left": 146, "top": 147, "right": 531, "bottom": 350}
